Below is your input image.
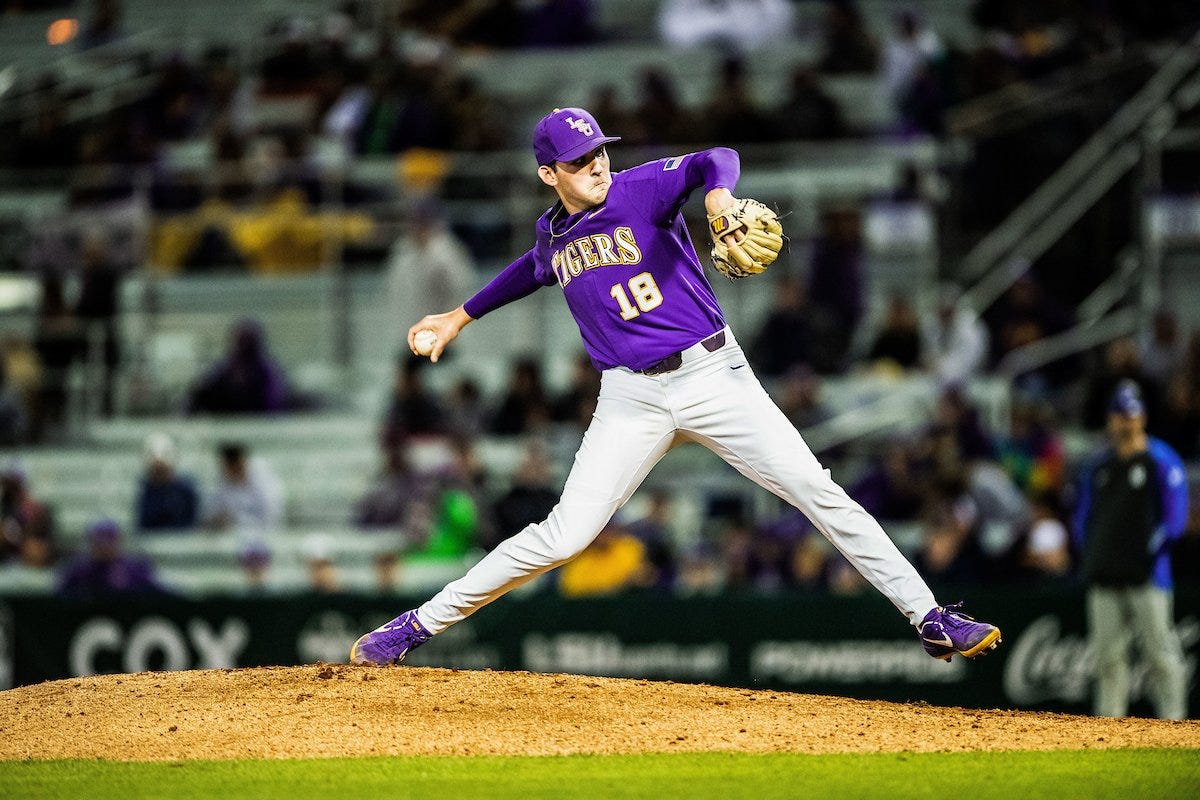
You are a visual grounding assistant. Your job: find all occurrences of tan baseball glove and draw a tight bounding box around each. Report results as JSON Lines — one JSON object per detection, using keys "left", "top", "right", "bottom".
{"left": 707, "top": 198, "right": 784, "bottom": 280}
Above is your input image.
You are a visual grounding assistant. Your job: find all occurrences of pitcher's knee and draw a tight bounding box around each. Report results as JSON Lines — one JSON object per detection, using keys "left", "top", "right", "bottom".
{"left": 540, "top": 507, "right": 613, "bottom": 564}
{"left": 537, "top": 536, "right": 586, "bottom": 565}
{"left": 493, "top": 531, "right": 585, "bottom": 573}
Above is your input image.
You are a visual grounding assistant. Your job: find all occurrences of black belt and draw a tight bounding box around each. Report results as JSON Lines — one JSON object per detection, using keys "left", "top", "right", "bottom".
{"left": 639, "top": 331, "right": 727, "bottom": 376}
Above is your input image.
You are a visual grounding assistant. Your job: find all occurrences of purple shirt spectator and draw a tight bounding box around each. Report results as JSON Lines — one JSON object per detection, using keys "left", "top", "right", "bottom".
{"left": 928, "top": 386, "right": 996, "bottom": 463}
{"left": 188, "top": 320, "right": 290, "bottom": 415}
{"left": 850, "top": 441, "right": 925, "bottom": 520}
{"left": 58, "top": 520, "right": 167, "bottom": 600}
{"left": 355, "top": 445, "right": 431, "bottom": 532}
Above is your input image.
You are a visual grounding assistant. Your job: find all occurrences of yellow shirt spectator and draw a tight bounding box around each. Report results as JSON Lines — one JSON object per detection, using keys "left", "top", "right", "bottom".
{"left": 559, "top": 526, "right": 649, "bottom": 598}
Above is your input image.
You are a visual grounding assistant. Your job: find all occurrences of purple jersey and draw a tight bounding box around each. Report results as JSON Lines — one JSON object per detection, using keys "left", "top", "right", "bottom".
{"left": 465, "top": 148, "right": 739, "bottom": 371}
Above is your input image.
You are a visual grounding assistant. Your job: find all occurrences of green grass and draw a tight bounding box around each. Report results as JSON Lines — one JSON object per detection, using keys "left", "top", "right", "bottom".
{"left": 2, "top": 750, "right": 1198, "bottom": 800}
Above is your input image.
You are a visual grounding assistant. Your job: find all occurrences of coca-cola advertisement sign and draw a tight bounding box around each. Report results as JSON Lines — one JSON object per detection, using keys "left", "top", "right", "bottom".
{"left": 1003, "top": 614, "right": 1199, "bottom": 707}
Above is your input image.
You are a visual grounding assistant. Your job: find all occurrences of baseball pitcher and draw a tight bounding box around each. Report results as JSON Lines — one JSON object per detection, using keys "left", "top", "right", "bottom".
{"left": 352, "top": 107, "right": 1001, "bottom": 666}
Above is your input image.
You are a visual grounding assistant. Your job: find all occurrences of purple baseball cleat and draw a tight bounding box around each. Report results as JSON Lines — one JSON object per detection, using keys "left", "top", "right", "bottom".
{"left": 918, "top": 602, "right": 1001, "bottom": 662}
{"left": 350, "top": 610, "right": 432, "bottom": 665}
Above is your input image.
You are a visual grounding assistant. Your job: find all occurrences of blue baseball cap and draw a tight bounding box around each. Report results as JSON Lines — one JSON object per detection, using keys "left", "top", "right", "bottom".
{"left": 1109, "top": 380, "right": 1145, "bottom": 417}
{"left": 533, "top": 107, "right": 620, "bottom": 166}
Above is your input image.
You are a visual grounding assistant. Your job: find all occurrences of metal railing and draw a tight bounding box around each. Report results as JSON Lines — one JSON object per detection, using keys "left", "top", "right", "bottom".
{"left": 800, "top": 387, "right": 929, "bottom": 454}
{"left": 816, "top": 36, "right": 1200, "bottom": 449}
{"left": 962, "top": 140, "right": 1143, "bottom": 314}
{"left": 1074, "top": 245, "right": 1142, "bottom": 324}
{"left": 997, "top": 307, "right": 1141, "bottom": 380}
{"left": 958, "top": 31, "right": 1200, "bottom": 315}
{"left": 0, "top": 28, "right": 166, "bottom": 127}
{"left": 946, "top": 51, "right": 1149, "bottom": 139}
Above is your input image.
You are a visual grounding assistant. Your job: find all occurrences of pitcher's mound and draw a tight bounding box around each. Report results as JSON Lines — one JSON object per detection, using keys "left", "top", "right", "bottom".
{"left": 2, "top": 664, "right": 1197, "bottom": 761}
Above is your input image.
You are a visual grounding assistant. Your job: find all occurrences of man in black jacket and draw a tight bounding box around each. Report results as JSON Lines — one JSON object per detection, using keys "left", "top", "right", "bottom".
{"left": 1073, "top": 381, "right": 1190, "bottom": 719}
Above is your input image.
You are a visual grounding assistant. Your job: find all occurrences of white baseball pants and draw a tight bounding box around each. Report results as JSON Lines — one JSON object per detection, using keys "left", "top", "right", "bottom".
{"left": 418, "top": 328, "right": 938, "bottom": 633}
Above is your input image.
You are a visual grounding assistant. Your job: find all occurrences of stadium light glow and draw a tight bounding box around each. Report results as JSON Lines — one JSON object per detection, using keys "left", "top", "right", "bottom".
{"left": 47, "top": 18, "right": 79, "bottom": 46}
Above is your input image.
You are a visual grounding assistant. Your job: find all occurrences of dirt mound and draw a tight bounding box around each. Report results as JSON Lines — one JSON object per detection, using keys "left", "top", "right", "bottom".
{"left": 2, "top": 665, "right": 1197, "bottom": 761}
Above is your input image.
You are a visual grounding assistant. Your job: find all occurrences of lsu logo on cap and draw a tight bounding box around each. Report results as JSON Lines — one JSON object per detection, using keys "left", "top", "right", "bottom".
{"left": 566, "top": 116, "right": 594, "bottom": 136}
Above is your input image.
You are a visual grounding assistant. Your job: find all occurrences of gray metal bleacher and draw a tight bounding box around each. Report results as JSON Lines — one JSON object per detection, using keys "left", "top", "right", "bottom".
{"left": 1, "top": 410, "right": 509, "bottom": 597}
{"left": 8, "top": 413, "right": 372, "bottom": 535}
{"left": 7, "top": 411, "right": 552, "bottom": 541}
{"left": 141, "top": 531, "right": 483, "bottom": 596}
{"left": 0, "top": 0, "right": 334, "bottom": 71}
{"left": 0, "top": 530, "right": 484, "bottom": 597}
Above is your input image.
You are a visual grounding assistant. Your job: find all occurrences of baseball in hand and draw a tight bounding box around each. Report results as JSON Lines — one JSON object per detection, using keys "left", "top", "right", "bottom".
{"left": 414, "top": 329, "right": 438, "bottom": 357}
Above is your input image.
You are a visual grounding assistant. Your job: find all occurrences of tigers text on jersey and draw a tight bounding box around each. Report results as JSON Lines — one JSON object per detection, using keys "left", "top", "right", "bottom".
{"left": 532, "top": 154, "right": 726, "bottom": 371}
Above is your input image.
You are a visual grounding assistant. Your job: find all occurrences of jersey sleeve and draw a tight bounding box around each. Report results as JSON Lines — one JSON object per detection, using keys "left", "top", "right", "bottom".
{"left": 1070, "top": 458, "right": 1096, "bottom": 550}
{"left": 1149, "top": 439, "right": 1189, "bottom": 540}
{"left": 462, "top": 248, "right": 548, "bottom": 319}
{"left": 620, "top": 147, "right": 742, "bottom": 226}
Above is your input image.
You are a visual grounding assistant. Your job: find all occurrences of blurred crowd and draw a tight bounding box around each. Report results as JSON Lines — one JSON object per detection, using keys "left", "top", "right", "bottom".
{"left": 3, "top": 293, "right": 1199, "bottom": 599}
{"left": 2, "top": 0, "right": 1197, "bottom": 297}
{"left": 7, "top": 0, "right": 1200, "bottom": 171}
{"left": 1, "top": 0, "right": 1199, "bottom": 600}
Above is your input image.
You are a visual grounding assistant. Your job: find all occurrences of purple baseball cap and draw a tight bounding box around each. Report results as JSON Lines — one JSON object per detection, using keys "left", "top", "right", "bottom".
{"left": 1109, "top": 380, "right": 1145, "bottom": 417}
{"left": 533, "top": 107, "right": 620, "bottom": 166}
{"left": 87, "top": 518, "right": 122, "bottom": 545}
